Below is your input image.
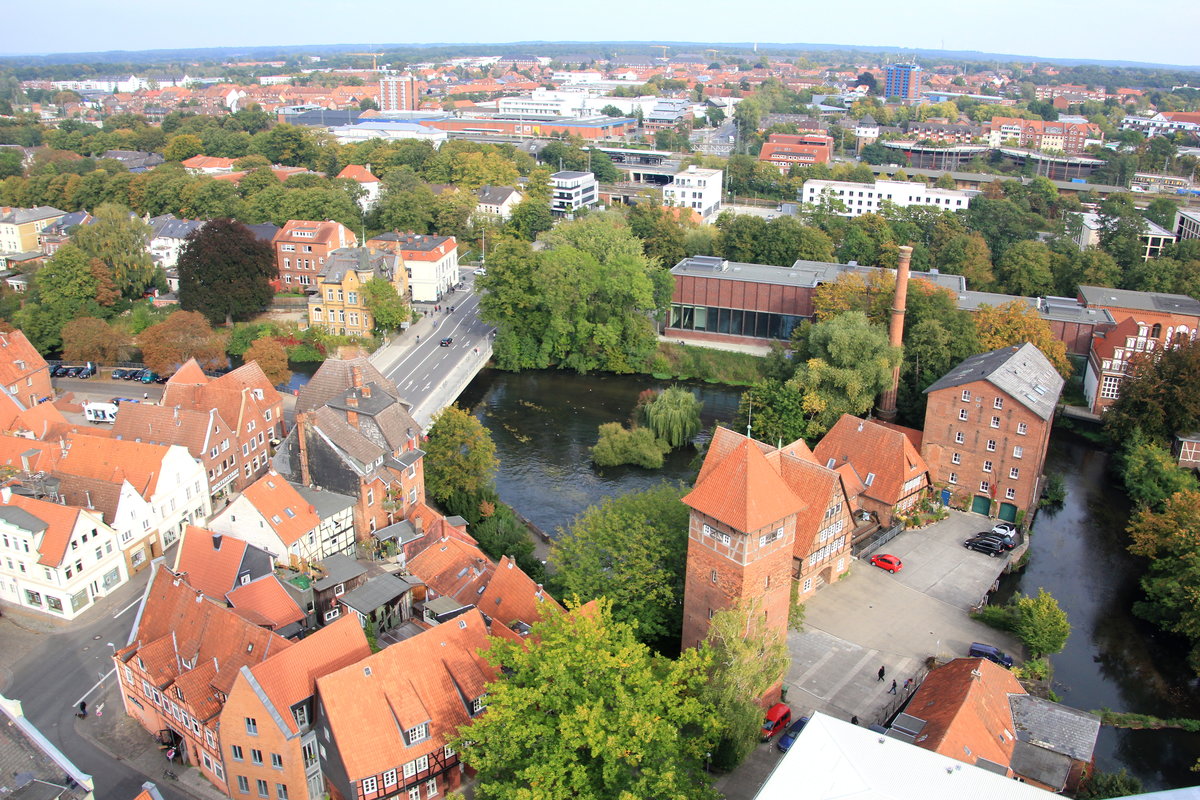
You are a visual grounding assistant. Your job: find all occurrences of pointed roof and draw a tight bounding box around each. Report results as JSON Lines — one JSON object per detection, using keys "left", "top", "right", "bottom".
{"left": 53, "top": 434, "right": 173, "bottom": 498}
{"left": 166, "top": 358, "right": 209, "bottom": 386}
{"left": 907, "top": 658, "right": 1024, "bottom": 770}
{"left": 226, "top": 576, "right": 305, "bottom": 631}
{"left": 683, "top": 433, "right": 804, "bottom": 532}
{"left": 812, "top": 414, "right": 930, "bottom": 506}
{"left": 0, "top": 492, "right": 84, "bottom": 567}
{"left": 173, "top": 525, "right": 249, "bottom": 599}
{"left": 336, "top": 164, "right": 380, "bottom": 183}
{"left": 239, "top": 472, "right": 320, "bottom": 547}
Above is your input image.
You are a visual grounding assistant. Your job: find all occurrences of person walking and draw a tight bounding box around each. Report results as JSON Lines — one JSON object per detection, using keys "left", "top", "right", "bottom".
{"left": 850, "top": 715, "right": 859, "bottom": 726}
{"left": 889, "top": 679, "right": 898, "bottom": 695}
{"left": 903, "top": 678, "right": 913, "bottom": 692}
{"left": 77, "top": 701, "right": 87, "bottom": 719}
{"left": 877, "top": 665, "right": 886, "bottom": 681}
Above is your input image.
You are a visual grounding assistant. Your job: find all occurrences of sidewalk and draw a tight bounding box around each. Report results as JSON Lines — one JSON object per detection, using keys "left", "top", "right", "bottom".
{"left": 78, "top": 680, "right": 228, "bottom": 800}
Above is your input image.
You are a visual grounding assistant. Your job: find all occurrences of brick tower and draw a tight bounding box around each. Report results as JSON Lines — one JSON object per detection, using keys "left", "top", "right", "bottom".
{"left": 680, "top": 429, "right": 804, "bottom": 652}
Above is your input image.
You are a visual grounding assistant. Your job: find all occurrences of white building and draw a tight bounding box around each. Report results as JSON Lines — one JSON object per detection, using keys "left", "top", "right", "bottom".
{"left": 550, "top": 171, "right": 598, "bottom": 217}
{"left": 497, "top": 89, "right": 600, "bottom": 118}
{"left": 208, "top": 472, "right": 355, "bottom": 565}
{"left": 0, "top": 489, "right": 128, "bottom": 620}
{"left": 662, "top": 166, "right": 724, "bottom": 221}
{"left": 52, "top": 437, "right": 212, "bottom": 577}
{"left": 147, "top": 215, "right": 205, "bottom": 269}
{"left": 801, "top": 178, "right": 976, "bottom": 216}
{"left": 367, "top": 231, "right": 460, "bottom": 302}
{"left": 475, "top": 185, "right": 523, "bottom": 221}
{"left": 1073, "top": 212, "right": 1177, "bottom": 261}
{"left": 1175, "top": 207, "right": 1200, "bottom": 241}
{"left": 329, "top": 121, "right": 447, "bottom": 148}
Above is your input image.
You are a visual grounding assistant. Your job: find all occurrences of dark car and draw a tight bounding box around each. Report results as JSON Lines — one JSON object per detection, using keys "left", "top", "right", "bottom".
{"left": 440, "top": 337, "right": 453, "bottom": 347}
{"left": 776, "top": 716, "right": 810, "bottom": 752}
{"left": 64, "top": 367, "right": 79, "bottom": 378}
{"left": 77, "top": 366, "right": 93, "bottom": 378}
{"left": 967, "top": 531, "right": 1015, "bottom": 551}
{"left": 111, "top": 368, "right": 129, "bottom": 380}
{"left": 869, "top": 553, "right": 903, "bottom": 573}
{"left": 124, "top": 369, "right": 145, "bottom": 381}
{"left": 762, "top": 703, "right": 792, "bottom": 740}
{"left": 963, "top": 537, "right": 1005, "bottom": 556}
{"left": 969, "top": 642, "right": 1015, "bottom": 668}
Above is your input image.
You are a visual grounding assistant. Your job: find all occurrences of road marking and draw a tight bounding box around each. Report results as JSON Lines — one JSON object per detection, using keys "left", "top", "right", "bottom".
{"left": 113, "top": 597, "right": 141, "bottom": 619}
{"left": 73, "top": 667, "right": 115, "bottom": 708}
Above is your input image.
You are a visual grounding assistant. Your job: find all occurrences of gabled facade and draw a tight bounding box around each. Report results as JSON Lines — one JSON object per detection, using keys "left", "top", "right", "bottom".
{"left": 315, "top": 609, "right": 494, "bottom": 800}
{"left": 209, "top": 472, "right": 356, "bottom": 566}
{"left": 307, "top": 247, "right": 407, "bottom": 338}
{"left": 0, "top": 206, "right": 66, "bottom": 253}
{"left": 173, "top": 525, "right": 275, "bottom": 601}
{"left": 0, "top": 329, "right": 53, "bottom": 407}
{"left": 272, "top": 220, "right": 357, "bottom": 292}
{"left": 474, "top": 185, "right": 522, "bottom": 221}
{"left": 681, "top": 427, "right": 854, "bottom": 654}
{"left": 114, "top": 568, "right": 293, "bottom": 794}
{"left": 220, "top": 615, "right": 372, "bottom": 800}
{"left": 0, "top": 488, "right": 128, "bottom": 620}
{"left": 112, "top": 404, "right": 242, "bottom": 500}
{"left": 922, "top": 344, "right": 1064, "bottom": 521}
{"left": 364, "top": 232, "right": 458, "bottom": 303}
{"left": 335, "top": 165, "right": 381, "bottom": 212}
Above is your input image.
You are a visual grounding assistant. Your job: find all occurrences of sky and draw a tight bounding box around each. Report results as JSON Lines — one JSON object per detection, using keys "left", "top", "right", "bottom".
{"left": 17, "top": 0, "right": 1200, "bottom": 67}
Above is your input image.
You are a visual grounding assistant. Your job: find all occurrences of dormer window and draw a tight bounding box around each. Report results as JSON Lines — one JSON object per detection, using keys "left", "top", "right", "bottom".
{"left": 405, "top": 722, "right": 429, "bottom": 744}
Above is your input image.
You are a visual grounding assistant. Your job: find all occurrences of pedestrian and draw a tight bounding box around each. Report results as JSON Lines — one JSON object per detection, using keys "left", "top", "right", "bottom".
{"left": 77, "top": 701, "right": 87, "bottom": 719}
{"left": 416, "top": 335, "right": 420, "bottom": 343}
{"left": 903, "top": 678, "right": 913, "bottom": 692}
{"left": 889, "top": 679, "right": 898, "bottom": 695}
{"left": 877, "top": 665, "right": 886, "bottom": 681}
{"left": 850, "top": 715, "right": 859, "bottom": 726}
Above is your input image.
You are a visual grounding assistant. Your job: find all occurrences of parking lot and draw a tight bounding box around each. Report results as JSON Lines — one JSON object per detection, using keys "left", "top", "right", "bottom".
{"left": 715, "top": 510, "right": 1023, "bottom": 800}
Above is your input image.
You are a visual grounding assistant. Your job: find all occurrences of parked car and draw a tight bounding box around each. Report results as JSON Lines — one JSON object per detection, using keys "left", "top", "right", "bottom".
{"left": 76, "top": 366, "right": 93, "bottom": 378}
{"left": 64, "top": 367, "right": 79, "bottom": 378}
{"left": 776, "top": 716, "right": 810, "bottom": 752}
{"left": 124, "top": 369, "right": 146, "bottom": 381}
{"left": 111, "top": 368, "right": 129, "bottom": 380}
{"left": 991, "top": 522, "right": 1017, "bottom": 537}
{"left": 138, "top": 371, "right": 160, "bottom": 384}
{"left": 111, "top": 397, "right": 138, "bottom": 405}
{"left": 969, "top": 642, "right": 1014, "bottom": 668}
{"left": 963, "top": 538, "right": 1005, "bottom": 556}
{"left": 50, "top": 365, "right": 66, "bottom": 377}
{"left": 869, "top": 554, "right": 903, "bottom": 573}
{"left": 440, "top": 337, "right": 453, "bottom": 347}
{"left": 154, "top": 373, "right": 171, "bottom": 384}
{"left": 967, "top": 531, "right": 1015, "bottom": 551}
{"left": 762, "top": 703, "right": 792, "bottom": 740}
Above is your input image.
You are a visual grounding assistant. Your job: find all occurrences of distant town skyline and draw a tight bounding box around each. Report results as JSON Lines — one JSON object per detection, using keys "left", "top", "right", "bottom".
{"left": 11, "top": 0, "right": 1200, "bottom": 67}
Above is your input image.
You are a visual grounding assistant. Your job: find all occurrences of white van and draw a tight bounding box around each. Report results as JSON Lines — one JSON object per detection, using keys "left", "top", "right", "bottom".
{"left": 82, "top": 402, "right": 118, "bottom": 423}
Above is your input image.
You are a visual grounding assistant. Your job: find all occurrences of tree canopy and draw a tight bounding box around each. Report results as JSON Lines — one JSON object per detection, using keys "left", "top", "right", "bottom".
{"left": 1104, "top": 339, "right": 1200, "bottom": 445}
{"left": 70, "top": 202, "right": 158, "bottom": 298}
{"left": 137, "top": 311, "right": 229, "bottom": 373}
{"left": 422, "top": 405, "right": 498, "bottom": 503}
{"left": 973, "top": 300, "right": 1071, "bottom": 377}
{"left": 177, "top": 218, "right": 277, "bottom": 325}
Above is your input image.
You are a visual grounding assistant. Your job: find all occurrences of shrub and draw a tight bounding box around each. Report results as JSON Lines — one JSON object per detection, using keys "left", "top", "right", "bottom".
{"left": 971, "top": 602, "right": 1019, "bottom": 632}
{"left": 591, "top": 422, "right": 670, "bottom": 469}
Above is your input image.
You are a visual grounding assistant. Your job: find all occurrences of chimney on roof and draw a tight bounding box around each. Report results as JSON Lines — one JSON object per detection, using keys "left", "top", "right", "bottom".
{"left": 213, "top": 533, "right": 222, "bottom": 550}
{"left": 84, "top": 490, "right": 93, "bottom": 509}
{"left": 0, "top": 486, "right": 9, "bottom": 503}
{"left": 362, "top": 384, "right": 371, "bottom": 399}
{"left": 351, "top": 366, "right": 363, "bottom": 389}
{"left": 346, "top": 393, "right": 358, "bottom": 407}
{"left": 876, "top": 245, "right": 913, "bottom": 422}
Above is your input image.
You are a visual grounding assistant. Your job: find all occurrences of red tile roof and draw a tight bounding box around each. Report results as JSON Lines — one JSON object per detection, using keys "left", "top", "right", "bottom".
{"left": 907, "top": 658, "right": 1025, "bottom": 770}
{"left": 0, "top": 330, "right": 48, "bottom": 389}
{"left": 337, "top": 164, "right": 380, "bottom": 183}
{"left": 0, "top": 491, "right": 83, "bottom": 567}
{"left": 54, "top": 434, "right": 171, "bottom": 497}
{"left": 173, "top": 525, "right": 248, "bottom": 599}
{"left": 245, "top": 614, "right": 370, "bottom": 735}
{"left": 239, "top": 473, "right": 320, "bottom": 547}
{"left": 812, "top": 414, "right": 930, "bottom": 507}
{"left": 477, "top": 556, "right": 562, "bottom": 629}
{"left": 316, "top": 609, "right": 494, "bottom": 781}
{"left": 226, "top": 576, "right": 305, "bottom": 630}
{"left": 180, "top": 155, "right": 237, "bottom": 170}
{"left": 407, "top": 536, "right": 494, "bottom": 603}
{"left": 683, "top": 434, "right": 804, "bottom": 532}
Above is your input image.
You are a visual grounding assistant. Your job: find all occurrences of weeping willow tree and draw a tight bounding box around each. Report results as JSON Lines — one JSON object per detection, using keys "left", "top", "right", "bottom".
{"left": 644, "top": 386, "right": 702, "bottom": 449}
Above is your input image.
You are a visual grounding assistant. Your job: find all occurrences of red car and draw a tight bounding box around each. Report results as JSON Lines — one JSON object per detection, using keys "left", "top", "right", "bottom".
{"left": 762, "top": 703, "right": 792, "bottom": 740}
{"left": 869, "top": 554, "right": 903, "bottom": 573}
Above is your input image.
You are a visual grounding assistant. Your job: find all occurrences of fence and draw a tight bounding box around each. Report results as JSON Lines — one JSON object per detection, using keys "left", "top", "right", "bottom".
{"left": 852, "top": 522, "right": 905, "bottom": 558}
{"left": 872, "top": 660, "right": 933, "bottom": 727}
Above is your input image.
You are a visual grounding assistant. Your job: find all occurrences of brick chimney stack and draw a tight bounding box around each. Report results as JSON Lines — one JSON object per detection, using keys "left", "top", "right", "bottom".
{"left": 876, "top": 244, "right": 913, "bottom": 422}
{"left": 346, "top": 393, "right": 359, "bottom": 427}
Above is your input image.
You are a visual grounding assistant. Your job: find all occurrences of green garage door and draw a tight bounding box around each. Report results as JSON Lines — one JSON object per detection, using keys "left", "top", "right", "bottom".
{"left": 970, "top": 495, "right": 992, "bottom": 515}
{"left": 998, "top": 502, "right": 1018, "bottom": 522}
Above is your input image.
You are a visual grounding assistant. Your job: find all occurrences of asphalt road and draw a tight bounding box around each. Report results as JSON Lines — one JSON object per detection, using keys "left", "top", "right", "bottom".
{"left": 382, "top": 272, "right": 494, "bottom": 411}
{"left": 2, "top": 568, "right": 194, "bottom": 800}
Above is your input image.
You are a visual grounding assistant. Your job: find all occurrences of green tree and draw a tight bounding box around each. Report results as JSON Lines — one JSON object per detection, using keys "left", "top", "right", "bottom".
{"left": 996, "top": 239, "right": 1054, "bottom": 296}
{"left": 1104, "top": 339, "right": 1200, "bottom": 445}
{"left": 15, "top": 244, "right": 104, "bottom": 353}
{"left": 423, "top": 405, "right": 499, "bottom": 503}
{"left": 250, "top": 124, "right": 319, "bottom": 168}
{"left": 1144, "top": 197, "right": 1179, "bottom": 230}
{"left": 1098, "top": 194, "right": 1149, "bottom": 269}
{"left": 551, "top": 484, "right": 690, "bottom": 646}
{"left": 963, "top": 196, "right": 1040, "bottom": 261}
{"left": 163, "top": 133, "right": 203, "bottom": 162}
{"left": 935, "top": 232, "right": 995, "bottom": 289}
{"left": 702, "top": 599, "right": 790, "bottom": 770}
{"left": 505, "top": 198, "right": 553, "bottom": 241}
{"left": 177, "top": 218, "right": 276, "bottom": 325}
{"left": 1079, "top": 769, "right": 1143, "bottom": 800}
{"left": 1119, "top": 432, "right": 1199, "bottom": 510}
{"left": 1127, "top": 490, "right": 1200, "bottom": 673}
{"left": 627, "top": 203, "right": 688, "bottom": 267}
{"left": 756, "top": 216, "right": 834, "bottom": 266}
{"left": 590, "top": 423, "right": 669, "bottom": 469}
{"left": 454, "top": 599, "right": 718, "bottom": 800}
{"left": 362, "top": 277, "right": 410, "bottom": 335}
{"left": 70, "top": 202, "right": 157, "bottom": 298}
{"left": 973, "top": 301, "right": 1072, "bottom": 377}
{"left": 644, "top": 386, "right": 702, "bottom": 448}
{"left": 1015, "top": 588, "right": 1071, "bottom": 658}
{"left": 471, "top": 503, "right": 543, "bottom": 581}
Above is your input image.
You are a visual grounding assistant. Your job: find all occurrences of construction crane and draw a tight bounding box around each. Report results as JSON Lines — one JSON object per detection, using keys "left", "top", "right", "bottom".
{"left": 348, "top": 52, "right": 384, "bottom": 71}
{"left": 652, "top": 45, "right": 669, "bottom": 61}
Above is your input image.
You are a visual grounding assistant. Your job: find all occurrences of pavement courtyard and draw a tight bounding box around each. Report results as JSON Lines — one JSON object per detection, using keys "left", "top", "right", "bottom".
{"left": 715, "top": 510, "right": 1024, "bottom": 800}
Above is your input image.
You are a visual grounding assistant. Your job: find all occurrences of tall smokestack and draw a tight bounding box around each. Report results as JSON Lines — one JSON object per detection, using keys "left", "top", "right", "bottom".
{"left": 877, "top": 245, "right": 913, "bottom": 422}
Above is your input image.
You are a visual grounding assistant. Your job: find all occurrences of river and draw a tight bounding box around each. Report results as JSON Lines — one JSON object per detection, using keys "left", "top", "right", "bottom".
{"left": 455, "top": 369, "right": 1199, "bottom": 790}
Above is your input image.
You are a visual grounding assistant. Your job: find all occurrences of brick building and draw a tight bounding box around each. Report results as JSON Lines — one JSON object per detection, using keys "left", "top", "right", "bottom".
{"left": 983, "top": 116, "right": 1103, "bottom": 154}
{"left": 272, "top": 221, "right": 357, "bottom": 292}
{"left": 0, "top": 330, "right": 53, "bottom": 407}
{"left": 758, "top": 133, "right": 834, "bottom": 174}
{"left": 680, "top": 427, "right": 854, "bottom": 655}
{"left": 921, "top": 344, "right": 1063, "bottom": 521}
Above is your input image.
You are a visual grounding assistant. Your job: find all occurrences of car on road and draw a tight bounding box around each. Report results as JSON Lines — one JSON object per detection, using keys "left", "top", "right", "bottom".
{"left": 440, "top": 337, "right": 453, "bottom": 347}
{"left": 762, "top": 703, "right": 792, "bottom": 740}
{"left": 869, "top": 554, "right": 903, "bottom": 573}
{"left": 991, "top": 522, "right": 1017, "bottom": 537}
{"left": 776, "top": 716, "right": 810, "bottom": 752}
{"left": 475, "top": 267, "right": 487, "bottom": 276}
{"left": 963, "top": 537, "right": 1006, "bottom": 557}
{"left": 969, "top": 642, "right": 1015, "bottom": 668}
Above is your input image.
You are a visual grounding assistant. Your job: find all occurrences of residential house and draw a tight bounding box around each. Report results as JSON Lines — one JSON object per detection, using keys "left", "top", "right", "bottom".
{"left": 759, "top": 134, "right": 833, "bottom": 175}
{"left": 813, "top": 414, "right": 931, "bottom": 527}
{"left": 272, "top": 220, "right": 357, "bottom": 292}
{"left": 336, "top": 572, "right": 419, "bottom": 634}
{"left": 0, "top": 206, "right": 66, "bottom": 253}
{"left": 225, "top": 574, "right": 307, "bottom": 636}
{"left": 112, "top": 402, "right": 243, "bottom": 501}
{"left": 114, "top": 567, "right": 293, "bottom": 794}
{"left": 364, "top": 232, "right": 458, "bottom": 304}
{"left": 209, "top": 472, "right": 356, "bottom": 566}
{"left": 180, "top": 155, "right": 238, "bottom": 175}
{"left": 51, "top": 435, "right": 212, "bottom": 575}
{"left": 0, "top": 329, "right": 53, "bottom": 407}
{"left": 904, "top": 658, "right": 1100, "bottom": 793}
{"left": 1072, "top": 212, "right": 1176, "bottom": 262}
{"left": 276, "top": 357, "right": 425, "bottom": 536}
{"left": 0, "top": 693, "right": 94, "bottom": 800}
{"left": 37, "top": 210, "right": 93, "bottom": 256}
{"left": 680, "top": 427, "right": 855, "bottom": 654}
{"left": 315, "top": 609, "right": 495, "bottom": 800}
{"left": 922, "top": 343, "right": 1064, "bottom": 521}
{"left": 173, "top": 525, "right": 274, "bottom": 601}
{"left": 219, "top": 615, "right": 371, "bottom": 800}
{"left": 983, "top": 116, "right": 1103, "bottom": 153}
{"left": 162, "top": 360, "right": 286, "bottom": 494}
{"left": 474, "top": 185, "right": 522, "bottom": 221}
{"left": 309, "top": 554, "right": 370, "bottom": 626}
{"left": 147, "top": 214, "right": 206, "bottom": 271}
{"left": 662, "top": 166, "right": 723, "bottom": 221}
{"left": 307, "top": 247, "right": 406, "bottom": 338}
{"left": 336, "top": 165, "right": 382, "bottom": 212}
{"left": 549, "top": 171, "right": 598, "bottom": 218}
{"left": 0, "top": 487, "right": 128, "bottom": 620}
